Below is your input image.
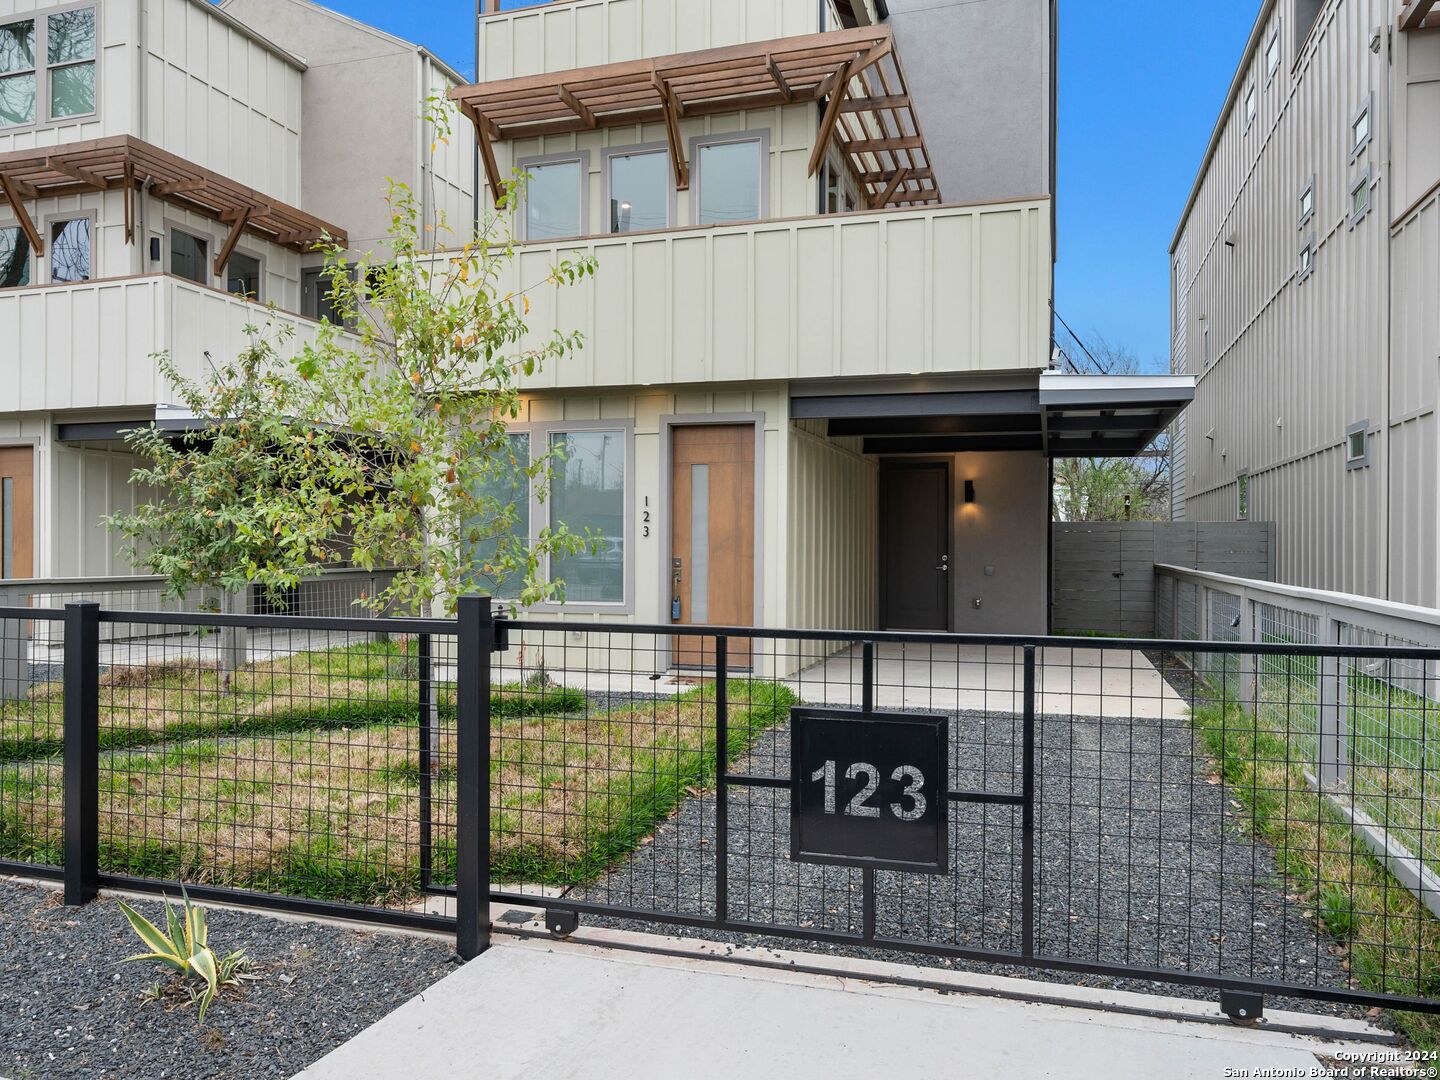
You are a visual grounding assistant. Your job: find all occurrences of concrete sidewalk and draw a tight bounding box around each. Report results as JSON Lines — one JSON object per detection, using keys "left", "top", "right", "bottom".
{"left": 294, "top": 921, "right": 1393, "bottom": 1080}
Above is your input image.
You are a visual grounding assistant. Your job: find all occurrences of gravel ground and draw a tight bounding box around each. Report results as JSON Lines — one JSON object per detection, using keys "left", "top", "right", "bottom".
{"left": 0, "top": 879, "right": 455, "bottom": 1080}
{"left": 569, "top": 696, "right": 1375, "bottom": 1024}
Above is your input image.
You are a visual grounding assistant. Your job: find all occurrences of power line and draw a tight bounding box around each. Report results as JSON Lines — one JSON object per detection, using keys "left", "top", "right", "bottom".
{"left": 1050, "top": 305, "right": 1109, "bottom": 375}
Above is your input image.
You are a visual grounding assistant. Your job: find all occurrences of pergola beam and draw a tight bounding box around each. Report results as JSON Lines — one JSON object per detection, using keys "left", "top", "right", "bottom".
{"left": 764, "top": 52, "right": 793, "bottom": 103}
{"left": 46, "top": 156, "right": 109, "bottom": 191}
{"left": 151, "top": 177, "right": 207, "bottom": 197}
{"left": 653, "top": 71, "right": 690, "bottom": 190}
{"left": 872, "top": 167, "right": 910, "bottom": 210}
{"left": 0, "top": 172, "right": 42, "bottom": 256}
{"left": 558, "top": 84, "right": 597, "bottom": 128}
{"left": 808, "top": 60, "right": 852, "bottom": 177}
{"left": 213, "top": 206, "right": 253, "bottom": 276}
{"left": 1400, "top": 0, "right": 1439, "bottom": 29}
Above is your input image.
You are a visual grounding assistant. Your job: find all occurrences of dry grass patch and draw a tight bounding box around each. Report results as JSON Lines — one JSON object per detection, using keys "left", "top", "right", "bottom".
{"left": 0, "top": 680, "right": 796, "bottom": 902}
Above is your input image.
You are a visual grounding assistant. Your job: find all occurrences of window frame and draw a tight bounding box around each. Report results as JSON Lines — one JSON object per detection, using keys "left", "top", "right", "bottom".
{"left": 599, "top": 142, "right": 675, "bottom": 236}
{"left": 43, "top": 2, "right": 97, "bottom": 125}
{"left": 515, "top": 418, "right": 635, "bottom": 614}
{"left": 225, "top": 247, "right": 264, "bottom": 301}
{"left": 466, "top": 430, "right": 534, "bottom": 602}
{"left": 514, "top": 149, "right": 590, "bottom": 243}
{"left": 689, "top": 130, "right": 771, "bottom": 227}
{"left": 1297, "top": 234, "right": 1315, "bottom": 282}
{"left": 1349, "top": 92, "right": 1373, "bottom": 161}
{"left": 0, "top": 15, "right": 38, "bottom": 130}
{"left": 1298, "top": 175, "right": 1315, "bottom": 229}
{"left": 42, "top": 208, "right": 94, "bottom": 284}
{"left": 0, "top": 224, "right": 34, "bottom": 288}
{"left": 301, "top": 263, "right": 358, "bottom": 328}
{"left": 1344, "top": 421, "right": 1370, "bottom": 470}
{"left": 165, "top": 222, "right": 213, "bottom": 287}
{"left": 1243, "top": 83, "right": 1257, "bottom": 130}
{"left": 1264, "top": 22, "right": 1282, "bottom": 82}
{"left": 1348, "top": 166, "right": 1372, "bottom": 228}
{"left": 1236, "top": 472, "right": 1250, "bottom": 521}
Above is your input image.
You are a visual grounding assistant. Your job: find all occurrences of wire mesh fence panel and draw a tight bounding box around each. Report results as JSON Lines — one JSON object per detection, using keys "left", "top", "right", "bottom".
{"left": 0, "top": 608, "right": 66, "bottom": 872}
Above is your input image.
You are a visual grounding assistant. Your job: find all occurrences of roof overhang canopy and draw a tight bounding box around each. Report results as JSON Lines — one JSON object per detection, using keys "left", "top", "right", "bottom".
{"left": 0, "top": 136, "right": 346, "bottom": 265}
{"left": 791, "top": 375, "right": 1196, "bottom": 458}
{"left": 451, "top": 25, "right": 940, "bottom": 211}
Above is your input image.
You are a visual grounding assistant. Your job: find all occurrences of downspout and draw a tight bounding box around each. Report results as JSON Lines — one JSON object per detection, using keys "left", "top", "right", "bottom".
{"left": 472, "top": 0, "right": 482, "bottom": 237}
{"left": 418, "top": 55, "right": 430, "bottom": 249}
{"left": 1382, "top": 26, "right": 1395, "bottom": 601}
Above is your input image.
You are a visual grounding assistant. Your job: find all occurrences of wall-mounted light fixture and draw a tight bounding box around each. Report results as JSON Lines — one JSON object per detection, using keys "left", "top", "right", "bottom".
{"left": 149, "top": 237, "right": 161, "bottom": 262}
{"left": 964, "top": 480, "right": 976, "bottom": 504}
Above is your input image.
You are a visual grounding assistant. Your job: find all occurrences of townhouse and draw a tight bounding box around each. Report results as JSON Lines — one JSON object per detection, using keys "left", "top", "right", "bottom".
{"left": 1170, "top": 0, "right": 1440, "bottom": 606}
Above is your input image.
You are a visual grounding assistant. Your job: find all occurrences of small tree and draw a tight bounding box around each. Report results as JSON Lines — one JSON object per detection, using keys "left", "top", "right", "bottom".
{"left": 109, "top": 103, "right": 597, "bottom": 616}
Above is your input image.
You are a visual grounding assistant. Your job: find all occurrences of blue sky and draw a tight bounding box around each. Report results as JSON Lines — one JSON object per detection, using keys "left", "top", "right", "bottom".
{"left": 302, "top": 0, "right": 1259, "bottom": 372}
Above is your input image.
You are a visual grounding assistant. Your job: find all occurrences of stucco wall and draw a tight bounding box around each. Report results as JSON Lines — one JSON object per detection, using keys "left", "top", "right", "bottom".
{"left": 948, "top": 450, "right": 1049, "bottom": 635}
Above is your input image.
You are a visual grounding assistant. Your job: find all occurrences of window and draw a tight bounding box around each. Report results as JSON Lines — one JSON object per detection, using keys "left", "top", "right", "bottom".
{"left": 0, "top": 226, "right": 31, "bottom": 287}
{"left": 1265, "top": 27, "right": 1281, "bottom": 78}
{"left": 466, "top": 433, "right": 531, "bottom": 600}
{"left": 1350, "top": 95, "right": 1372, "bottom": 159}
{"left": 693, "top": 134, "right": 766, "bottom": 225}
{"left": 1243, "top": 85, "right": 1257, "bottom": 128}
{"left": 46, "top": 7, "right": 95, "bottom": 120}
{"left": 549, "top": 429, "right": 626, "bottom": 604}
{"left": 1349, "top": 169, "right": 1371, "bottom": 226}
{"left": 605, "top": 148, "right": 669, "bottom": 233}
{"left": 1298, "top": 236, "right": 1315, "bottom": 281}
{"left": 1295, "top": 0, "right": 1324, "bottom": 55}
{"left": 170, "top": 228, "right": 209, "bottom": 285}
{"left": 1298, "top": 177, "right": 1315, "bottom": 227}
{"left": 302, "top": 265, "right": 357, "bottom": 327}
{"left": 49, "top": 216, "right": 89, "bottom": 282}
{"left": 1345, "top": 422, "right": 1369, "bottom": 470}
{"left": 226, "top": 252, "right": 261, "bottom": 299}
{"left": 518, "top": 154, "right": 586, "bottom": 241}
{"left": 0, "top": 18, "right": 35, "bottom": 127}
{"left": 1236, "top": 473, "right": 1250, "bottom": 521}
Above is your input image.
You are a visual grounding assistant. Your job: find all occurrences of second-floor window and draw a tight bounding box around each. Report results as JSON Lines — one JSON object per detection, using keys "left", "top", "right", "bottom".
{"left": 0, "top": 6, "right": 95, "bottom": 129}
{"left": 0, "top": 227, "right": 31, "bottom": 287}
{"left": 226, "top": 252, "right": 261, "bottom": 300}
{"left": 171, "top": 229, "right": 209, "bottom": 285}
{"left": 694, "top": 135, "right": 764, "bottom": 225}
{"left": 50, "top": 216, "right": 89, "bottom": 283}
{"left": 521, "top": 155, "right": 586, "bottom": 242}
{"left": 606, "top": 148, "right": 669, "bottom": 233}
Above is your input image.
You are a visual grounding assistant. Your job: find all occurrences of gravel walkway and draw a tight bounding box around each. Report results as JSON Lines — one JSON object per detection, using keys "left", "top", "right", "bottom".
{"left": 0, "top": 879, "right": 455, "bottom": 1080}
{"left": 573, "top": 701, "right": 1371, "bottom": 1022}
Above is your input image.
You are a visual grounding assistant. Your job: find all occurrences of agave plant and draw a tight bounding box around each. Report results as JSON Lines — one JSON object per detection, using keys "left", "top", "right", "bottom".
{"left": 117, "top": 889, "right": 251, "bottom": 1021}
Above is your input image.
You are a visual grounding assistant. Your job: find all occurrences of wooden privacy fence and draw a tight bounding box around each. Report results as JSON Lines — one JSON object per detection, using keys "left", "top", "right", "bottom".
{"left": 1050, "top": 521, "right": 1274, "bottom": 636}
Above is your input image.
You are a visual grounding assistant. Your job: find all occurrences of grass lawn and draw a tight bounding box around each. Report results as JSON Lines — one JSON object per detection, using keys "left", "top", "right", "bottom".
{"left": 0, "top": 641, "right": 583, "bottom": 762}
{"left": 0, "top": 678, "right": 797, "bottom": 907}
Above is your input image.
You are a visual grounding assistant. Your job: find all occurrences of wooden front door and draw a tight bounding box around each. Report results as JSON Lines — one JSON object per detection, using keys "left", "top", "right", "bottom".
{"left": 670, "top": 424, "right": 755, "bottom": 669}
{"left": 0, "top": 447, "right": 34, "bottom": 580}
{"left": 879, "top": 461, "right": 951, "bottom": 631}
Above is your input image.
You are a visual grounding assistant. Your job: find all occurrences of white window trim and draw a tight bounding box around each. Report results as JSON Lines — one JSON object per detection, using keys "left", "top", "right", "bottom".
{"left": 1349, "top": 92, "right": 1373, "bottom": 161}
{"left": 514, "top": 149, "right": 590, "bottom": 243}
{"left": 514, "top": 418, "right": 636, "bottom": 615}
{"left": 688, "top": 129, "right": 771, "bottom": 226}
{"left": 1298, "top": 175, "right": 1315, "bottom": 229}
{"left": 599, "top": 142, "right": 675, "bottom": 236}
{"left": 0, "top": 2, "right": 99, "bottom": 134}
{"left": 1345, "top": 421, "right": 1370, "bottom": 470}
{"left": 41, "top": 207, "right": 95, "bottom": 284}
{"left": 1348, "top": 166, "right": 1372, "bottom": 228}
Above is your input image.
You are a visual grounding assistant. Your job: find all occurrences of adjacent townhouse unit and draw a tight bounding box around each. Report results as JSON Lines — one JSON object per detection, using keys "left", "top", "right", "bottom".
{"left": 1170, "top": 0, "right": 1440, "bottom": 606}
{"left": 447, "top": 0, "right": 1192, "bottom": 654}
{"left": 0, "top": 0, "right": 472, "bottom": 582}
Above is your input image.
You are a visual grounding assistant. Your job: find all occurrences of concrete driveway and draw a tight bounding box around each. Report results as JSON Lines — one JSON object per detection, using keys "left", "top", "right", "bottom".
{"left": 293, "top": 922, "right": 1393, "bottom": 1080}
{"left": 791, "top": 641, "right": 1187, "bottom": 718}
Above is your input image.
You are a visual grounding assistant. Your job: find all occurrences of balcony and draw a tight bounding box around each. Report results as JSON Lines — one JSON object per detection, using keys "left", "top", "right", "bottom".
{"left": 504, "top": 198, "right": 1053, "bottom": 390}
{"left": 1, "top": 275, "right": 345, "bottom": 414}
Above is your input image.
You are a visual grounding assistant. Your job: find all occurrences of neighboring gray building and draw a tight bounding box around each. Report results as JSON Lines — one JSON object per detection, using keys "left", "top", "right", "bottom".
{"left": 1170, "top": 0, "right": 1440, "bottom": 606}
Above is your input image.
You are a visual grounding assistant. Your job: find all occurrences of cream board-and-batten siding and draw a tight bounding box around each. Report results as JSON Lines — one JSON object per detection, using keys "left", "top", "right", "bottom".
{"left": 0, "top": 274, "right": 350, "bottom": 411}
{"left": 497, "top": 197, "right": 1052, "bottom": 390}
{"left": 475, "top": 0, "right": 876, "bottom": 83}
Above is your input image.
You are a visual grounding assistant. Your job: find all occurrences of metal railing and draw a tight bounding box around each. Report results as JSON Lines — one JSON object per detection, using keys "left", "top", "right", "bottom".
{"left": 1157, "top": 564, "right": 1440, "bottom": 919}
{"left": 5, "top": 595, "right": 1440, "bottom": 1019}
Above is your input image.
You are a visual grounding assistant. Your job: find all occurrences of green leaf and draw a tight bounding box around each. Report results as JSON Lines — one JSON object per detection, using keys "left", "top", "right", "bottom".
{"left": 120, "top": 950, "right": 189, "bottom": 973}
{"left": 189, "top": 947, "right": 220, "bottom": 1022}
{"left": 117, "top": 900, "right": 183, "bottom": 963}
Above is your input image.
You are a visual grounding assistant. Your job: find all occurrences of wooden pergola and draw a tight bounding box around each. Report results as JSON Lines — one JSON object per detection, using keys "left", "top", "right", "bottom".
{"left": 450, "top": 26, "right": 941, "bottom": 212}
{"left": 1400, "top": 0, "right": 1439, "bottom": 29}
{"left": 0, "top": 135, "right": 346, "bottom": 270}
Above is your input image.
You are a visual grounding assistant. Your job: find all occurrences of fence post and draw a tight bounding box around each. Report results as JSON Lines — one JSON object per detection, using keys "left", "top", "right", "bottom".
{"left": 1317, "top": 615, "right": 1345, "bottom": 789}
{"left": 455, "top": 595, "right": 493, "bottom": 960}
{"left": 713, "top": 635, "right": 729, "bottom": 926}
{"left": 218, "top": 589, "right": 249, "bottom": 680}
{"left": 1237, "top": 594, "right": 1258, "bottom": 718}
{"left": 0, "top": 586, "right": 30, "bottom": 703}
{"left": 63, "top": 601, "right": 100, "bottom": 906}
{"left": 418, "top": 632, "right": 435, "bottom": 894}
{"left": 1021, "top": 643, "right": 1036, "bottom": 958}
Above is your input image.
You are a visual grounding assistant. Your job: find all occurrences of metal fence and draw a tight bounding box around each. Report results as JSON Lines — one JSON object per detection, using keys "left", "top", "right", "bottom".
{"left": 1157, "top": 565, "right": 1440, "bottom": 921}
{"left": 4, "top": 595, "right": 1440, "bottom": 1020}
